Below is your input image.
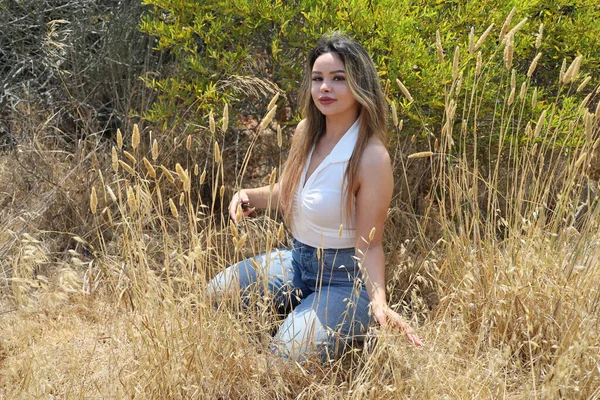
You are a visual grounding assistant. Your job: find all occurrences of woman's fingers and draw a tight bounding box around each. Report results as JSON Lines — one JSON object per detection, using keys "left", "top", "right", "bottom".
{"left": 229, "top": 192, "right": 254, "bottom": 223}
{"left": 406, "top": 332, "right": 425, "bottom": 347}
{"left": 380, "top": 307, "right": 424, "bottom": 347}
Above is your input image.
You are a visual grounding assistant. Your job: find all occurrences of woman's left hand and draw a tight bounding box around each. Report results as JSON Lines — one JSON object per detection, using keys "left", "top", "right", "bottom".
{"left": 373, "top": 304, "right": 424, "bottom": 347}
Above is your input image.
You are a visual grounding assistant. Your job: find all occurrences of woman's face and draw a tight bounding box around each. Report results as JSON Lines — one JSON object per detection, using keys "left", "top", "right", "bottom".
{"left": 311, "top": 52, "right": 359, "bottom": 119}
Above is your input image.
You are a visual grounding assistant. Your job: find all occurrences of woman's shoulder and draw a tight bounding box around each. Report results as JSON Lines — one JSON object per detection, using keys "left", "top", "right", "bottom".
{"left": 360, "top": 136, "right": 391, "bottom": 169}
{"left": 295, "top": 119, "right": 307, "bottom": 132}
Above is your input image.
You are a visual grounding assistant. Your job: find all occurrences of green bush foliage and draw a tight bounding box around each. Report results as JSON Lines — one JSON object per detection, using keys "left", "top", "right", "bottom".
{"left": 140, "top": 0, "right": 600, "bottom": 145}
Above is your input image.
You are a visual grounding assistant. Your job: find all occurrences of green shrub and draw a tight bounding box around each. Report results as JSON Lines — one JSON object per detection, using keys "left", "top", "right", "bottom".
{"left": 140, "top": 0, "right": 599, "bottom": 145}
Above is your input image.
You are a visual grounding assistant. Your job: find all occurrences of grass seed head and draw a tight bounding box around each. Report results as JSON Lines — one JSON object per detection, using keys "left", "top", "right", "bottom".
{"left": 435, "top": 29, "right": 444, "bottom": 62}
{"left": 235, "top": 233, "right": 248, "bottom": 252}
{"left": 169, "top": 198, "right": 179, "bottom": 218}
{"left": 564, "top": 55, "right": 583, "bottom": 84}
{"left": 559, "top": 58, "right": 567, "bottom": 84}
{"left": 507, "top": 17, "right": 528, "bottom": 38}
{"left": 408, "top": 151, "right": 434, "bottom": 159}
{"left": 574, "top": 152, "right": 587, "bottom": 170}
{"left": 200, "top": 169, "right": 207, "bottom": 185}
{"left": 508, "top": 86, "right": 516, "bottom": 106}
{"left": 456, "top": 71, "right": 463, "bottom": 95}
{"left": 504, "top": 34, "right": 514, "bottom": 70}
{"left": 476, "top": 51, "right": 482, "bottom": 76}
{"left": 116, "top": 128, "right": 123, "bottom": 150}
{"left": 579, "top": 92, "right": 593, "bottom": 111}
{"left": 536, "top": 23, "right": 544, "bottom": 48}
{"left": 519, "top": 82, "right": 527, "bottom": 101}
{"left": 143, "top": 158, "right": 156, "bottom": 179}
{"left": 277, "top": 126, "right": 282, "bottom": 148}
{"left": 260, "top": 106, "right": 277, "bottom": 131}
{"left": 184, "top": 171, "right": 191, "bottom": 192}
{"left": 179, "top": 192, "right": 185, "bottom": 206}
{"left": 111, "top": 147, "right": 119, "bottom": 172}
{"left": 222, "top": 103, "right": 229, "bottom": 131}
{"left": 123, "top": 150, "right": 137, "bottom": 164}
{"left": 104, "top": 207, "right": 113, "bottom": 225}
{"left": 186, "top": 134, "right": 192, "bottom": 151}
{"left": 452, "top": 46, "right": 460, "bottom": 80}
{"left": 507, "top": 69, "right": 516, "bottom": 105}
{"left": 161, "top": 165, "right": 175, "bottom": 184}
{"left": 235, "top": 202, "right": 243, "bottom": 222}
{"left": 126, "top": 186, "right": 137, "bottom": 211}
{"left": 577, "top": 76, "right": 592, "bottom": 93}
{"left": 119, "top": 160, "right": 136, "bottom": 176}
{"left": 152, "top": 139, "right": 159, "bottom": 161}
{"left": 468, "top": 26, "right": 474, "bottom": 54}
{"left": 391, "top": 101, "right": 398, "bottom": 127}
{"left": 194, "top": 164, "right": 199, "bottom": 176}
{"left": 269, "top": 168, "right": 277, "bottom": 188}
{"left": 474, "top": 23, "right": 494, "bottom": 51}
{"left": 527, "top": 52, "right": 542, "bottom": 78}
{"left": 584, "top": 111, "right": 593, "bottom": 138}
{"left": 175, "top": 163, "right": 188, "bottom": 183}
{"left": 534, "top": 109, "right": 547, "bottom": 138}
{"left": 230, "top": 221, "right": 238, "bottom": 238}
{"left": 90, "top": 187, "right": 98, "bottom": 214}
{"left": 132, "top": 124, "right": 140, "bottom": 150}
{"left": 525, "top": 121, "right": 533, "bottom": 138}
{"left": 209, "top": 110, "right": 216, "bottom": 134}
{"left": 267, "top": 92, "right": 280, "bottom": 111}
{"left": 593, "top": 137, "right": 600, "bottom": 152}
{"left": 106, "top": 185, "right": 117, "bottom": 203}
{"left": 396, "top": 78, "right": 414, "bottom": 102}
{"left": 214, "top": 141, "right": 222, "bottom": 163}
{"left": 532, "top": 87, "right": 538, "bottom": 109}
{"left": 499, "top": 7, "right": 516, "bottom": 42}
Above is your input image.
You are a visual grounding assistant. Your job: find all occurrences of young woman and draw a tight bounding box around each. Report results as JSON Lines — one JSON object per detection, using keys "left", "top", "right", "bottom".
{"left": 209, "top": 32, "right": 423, "bottom": 361}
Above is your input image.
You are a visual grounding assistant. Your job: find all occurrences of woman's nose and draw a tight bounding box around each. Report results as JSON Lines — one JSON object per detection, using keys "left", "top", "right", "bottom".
{"left": 320, "top": 81, "right": 330, "bottom": 92}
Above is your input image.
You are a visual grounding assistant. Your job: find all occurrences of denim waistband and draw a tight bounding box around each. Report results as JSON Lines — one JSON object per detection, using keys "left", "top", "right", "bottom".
{"left": 291, "top": 237, "right": 355, "bottom": 255}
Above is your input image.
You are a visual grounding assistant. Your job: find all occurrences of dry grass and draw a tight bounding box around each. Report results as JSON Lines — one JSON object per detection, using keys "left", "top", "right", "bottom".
{"left": 1, "top": 18, "right": 600, "bottom": 400}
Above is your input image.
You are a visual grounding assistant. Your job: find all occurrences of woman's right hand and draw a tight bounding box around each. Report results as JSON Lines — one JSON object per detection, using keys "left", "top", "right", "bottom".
{"left": 229, "top": 190, "right": 255, "bottom": 223}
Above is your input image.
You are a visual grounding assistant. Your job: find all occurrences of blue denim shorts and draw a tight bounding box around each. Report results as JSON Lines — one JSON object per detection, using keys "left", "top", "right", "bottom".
{"left": 208, "top": 238, "right": 373, "bottom": 361}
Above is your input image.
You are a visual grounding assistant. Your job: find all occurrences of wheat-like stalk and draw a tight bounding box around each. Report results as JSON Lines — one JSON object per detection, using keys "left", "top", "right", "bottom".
{"left": 396, "top": 79, "right": 414, "bottom": 102}
{"left": 473, "top": 23, "right": 494, "bottom": 51}
{"left": 132, "top": 124, "right": 140, "bottom": 150}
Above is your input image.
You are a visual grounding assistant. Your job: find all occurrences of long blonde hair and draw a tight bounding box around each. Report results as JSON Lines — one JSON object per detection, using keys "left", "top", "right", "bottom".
{"left": 280, "top": 32, "right": 389, "bottom": 225}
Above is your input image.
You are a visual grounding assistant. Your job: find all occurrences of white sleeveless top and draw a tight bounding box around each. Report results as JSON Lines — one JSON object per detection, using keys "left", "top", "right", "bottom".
{"left": 291, "top": 119, "right": 359, "bottom": 249}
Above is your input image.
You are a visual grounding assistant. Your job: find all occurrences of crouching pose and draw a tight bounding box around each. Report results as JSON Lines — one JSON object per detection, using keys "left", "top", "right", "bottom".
{"left": 208, "top": 32, "right": 423, "bottom": 361}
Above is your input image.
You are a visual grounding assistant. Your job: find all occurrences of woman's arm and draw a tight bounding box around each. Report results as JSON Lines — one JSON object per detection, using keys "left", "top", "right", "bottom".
{"left": 229, "top": 183, "right": 280, "bottom": 223}
{"left": 229, "top": 119, "right": 306, "bottom": 223}
{"left": 354, "top": 139, "right": 423, "bottom": 347}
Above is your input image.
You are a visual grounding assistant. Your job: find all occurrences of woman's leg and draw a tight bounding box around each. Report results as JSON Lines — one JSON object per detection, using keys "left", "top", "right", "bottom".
{"left": 207, "top": 249, "right": 306, "bottom": 311}
{"left": 272, "top": 284, "right": 372, "bottom": 361}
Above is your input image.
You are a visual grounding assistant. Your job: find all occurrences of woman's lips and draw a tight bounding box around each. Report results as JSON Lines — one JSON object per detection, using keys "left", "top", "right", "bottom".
{"left": 319, "top": 97, "right": 336, "bottom": 105}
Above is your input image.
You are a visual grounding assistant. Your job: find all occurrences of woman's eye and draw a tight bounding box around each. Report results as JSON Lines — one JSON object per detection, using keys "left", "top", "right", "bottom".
{"left": 312, "top": 77, "right": 322, "bottom": 81}
{"left": 333, "top": 76, "right": 345, "bottom": 81}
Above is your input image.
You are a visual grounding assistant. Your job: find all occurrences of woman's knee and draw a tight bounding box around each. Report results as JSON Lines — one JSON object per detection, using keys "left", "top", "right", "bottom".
{"left": 272, "top": 311, "right": 349, "bottom": 362}
{"left": 206, "top": 259, "right": 257, "bottom": 299}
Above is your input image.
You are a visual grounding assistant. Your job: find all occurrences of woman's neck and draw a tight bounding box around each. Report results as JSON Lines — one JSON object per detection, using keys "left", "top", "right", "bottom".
{"left": 323, "top": 111, "right": 359, "bottom": 140}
